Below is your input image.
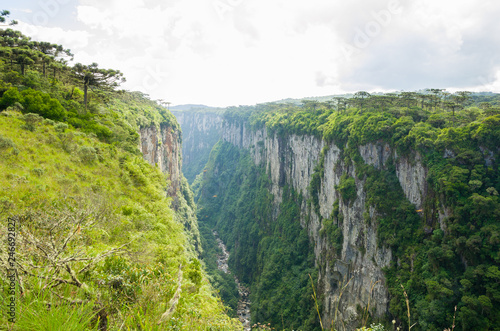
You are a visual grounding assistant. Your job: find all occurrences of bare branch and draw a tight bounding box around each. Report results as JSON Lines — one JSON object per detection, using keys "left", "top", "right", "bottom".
{"left": 157, "top": 264, "right": 183, "bottom": 324}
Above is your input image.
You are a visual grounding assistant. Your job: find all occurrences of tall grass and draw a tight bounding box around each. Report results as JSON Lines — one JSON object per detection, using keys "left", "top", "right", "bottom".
{"left": 13, "top": 289, "right": 98, "bottom": 331}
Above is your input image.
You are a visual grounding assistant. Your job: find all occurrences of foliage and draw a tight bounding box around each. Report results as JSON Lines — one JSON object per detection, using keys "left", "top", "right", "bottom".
{"left": 336, "top": 174, "right": 357, "bottom": 205}
{"left": 0, "top": 115, "right": 239, "bottom": 329}
{"left": 218, "top": 92, "right": 500, "bottom": 330}
{"left": 13, "top": 288, "right": 98, "bottom": 331}
{"left": 0, "top": 27, "right": 239, "bottom": 330}
{"left": 197, "top": 142, "right": 321, "bottom": 330}
{"left": 73, "top": 62, "right": 125, "bottom": 108}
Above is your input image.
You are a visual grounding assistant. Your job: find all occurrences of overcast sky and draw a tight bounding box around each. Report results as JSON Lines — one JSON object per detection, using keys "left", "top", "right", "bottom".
{"left": 4, "top": 0, "right": 500, "bottom": 107}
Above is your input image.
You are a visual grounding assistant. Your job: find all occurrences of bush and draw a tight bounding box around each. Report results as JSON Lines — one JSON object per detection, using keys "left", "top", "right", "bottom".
{"left": 0, "top": 135, "right": 15, "bottom": 149}
{"left": 54, "top": 122, "right": 68, "bottom": 132}
{"left": 22, "top": 113, "right": 43, "bottom": 131}
{"left": 31, "top": 168, "right": 45, "bottom": 177}
{"left": 0, "top": 87, "right": 21, "bottom": 110}
{"left": 78, "top": 146, "right": 98, "bottom": 164}
{"left": 336, "top": 174, "right": 357, "bottom": 204}
{"left": 20, "top": 89, "right": 67, "bottom": 121}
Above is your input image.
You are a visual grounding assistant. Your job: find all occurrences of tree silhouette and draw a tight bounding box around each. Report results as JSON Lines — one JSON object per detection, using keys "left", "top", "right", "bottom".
{"left": 73, "top": 62, "right": 125, "bottom": 109}
{"left": 399, "top": 92, "right": 418, "bottom": 107}
{"left": 12, "top": 48, "right": 37, "bottom": 75}
{"left": 454, "top": 91, "right": 472, "bottom": 108}
{"left": 353, "top": 91, "right": 370, "bottom": 110}
{"left": 0, "top": 10, "right": 18, "bottom": 26}
{"left": 444, "top": 100, "right": 461, "bottom": 117}
{"left": 333, "top": 97, "right": 347, "bottom": 113}
{"left": 426, "top": 88, "right": 445, "bottom": 110}
{"left": 31, "top": 41, "right": 73, "bottom": 76}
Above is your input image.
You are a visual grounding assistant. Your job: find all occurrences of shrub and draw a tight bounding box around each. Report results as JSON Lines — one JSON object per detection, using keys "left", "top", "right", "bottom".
{"left": 20, "top": 89, "right": 67, "bottom": 121}
{"left": 22, "top": 113, "right": 43, "bottom": 131}
{"left": 54, "top": 122, "right": 68, "bottom": 132}
{"left": 78, "top": 146, "right": 98, "bottom": 164}
{"left": 0, "top": 135, "right": 15, "bottom": 149}
{"left": 0, "top": 87, "right": 21, "bottom": 110}
{"left": 336, "top": 174, "right": 357, "bottom": 204}
{"left": 31, "top": 168, "right": 45, "bottom": 177}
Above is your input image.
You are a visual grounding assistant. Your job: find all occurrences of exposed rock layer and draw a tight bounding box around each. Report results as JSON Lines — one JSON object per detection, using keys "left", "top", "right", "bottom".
{"left": 172, "top": 111, "right": 223, "bottom": 182}
{"left": 222, "top": 120, "right": 428, "bottom": 329}
{"left": 139, "top": 124, "right": 182, "bottom": 200}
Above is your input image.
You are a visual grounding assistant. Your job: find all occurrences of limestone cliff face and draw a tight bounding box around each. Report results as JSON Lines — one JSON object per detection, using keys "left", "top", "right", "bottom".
{"left": 138, "top": 124, "right": 182, "bottom": 200}
{"left": 172, "top": 111, "right": 223, "bottom": 183}
{"left": 138, "top": 122, "right": 202, "bottom": 253}
{"left": 222, "top": 120, "right": 428, "bottom": 329}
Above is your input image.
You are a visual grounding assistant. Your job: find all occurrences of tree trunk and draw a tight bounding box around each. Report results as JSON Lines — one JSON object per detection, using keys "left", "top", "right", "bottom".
{"left": 84, "top": 83, "right": 88, "bottom": 109}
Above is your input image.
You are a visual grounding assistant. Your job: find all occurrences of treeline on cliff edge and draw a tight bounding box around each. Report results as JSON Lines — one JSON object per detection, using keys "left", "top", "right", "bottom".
{"left": 195, "top": 90, "right": 500, "bottom": 330}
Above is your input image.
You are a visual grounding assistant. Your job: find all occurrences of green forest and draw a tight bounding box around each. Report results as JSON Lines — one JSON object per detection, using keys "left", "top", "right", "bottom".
{"left": 196, "top": 141, "right": 320, "bottom": 330}
{"left": 195, "top": 91, "right": 500, "bottom": 330}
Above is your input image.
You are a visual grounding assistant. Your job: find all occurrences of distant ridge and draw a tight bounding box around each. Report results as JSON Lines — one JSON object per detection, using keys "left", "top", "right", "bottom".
{"left": 172, "top": 91, "right": 500, "bottom": 110}
{"left": 170, "top": 104, "right": 217, "bottom": 111}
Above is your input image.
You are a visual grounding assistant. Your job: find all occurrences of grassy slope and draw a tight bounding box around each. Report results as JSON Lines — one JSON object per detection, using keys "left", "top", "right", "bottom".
{"left": 0, "top": 112, "right": 239, "bottom": 329}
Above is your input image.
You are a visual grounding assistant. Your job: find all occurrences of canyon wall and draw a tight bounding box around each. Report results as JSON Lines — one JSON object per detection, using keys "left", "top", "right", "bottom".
{"left": 172, "top": 111, "right": 223, "bottom": 183}
{"left": 221, "top": 120, "right": 428, "bottom": 329}
{"left": 138, "top": 123, "right": 182, "bottom": 200}
{"left": 138, "top": 122, "right": 202, "bottom": 254}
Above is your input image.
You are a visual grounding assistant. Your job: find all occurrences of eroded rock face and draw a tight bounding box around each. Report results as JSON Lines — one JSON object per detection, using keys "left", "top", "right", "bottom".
{"left": 172, "top": 111, "right": 223, "bottom": 182}
{"left": 139, "top": 124, "right": 182, "bottom": 199}
{"left": 394, "top": 152, "right": 427, "bottom": 210}
{"left": 222, "top": 121, "right": 428, "bottom": 329}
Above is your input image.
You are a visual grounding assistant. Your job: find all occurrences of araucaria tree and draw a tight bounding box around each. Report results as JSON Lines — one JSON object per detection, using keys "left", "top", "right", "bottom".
{"left": 73, "top": 62, "right": 125, "bottom": 109}
{"left": 0, "top": 10, "right": 18, "bottom": 26}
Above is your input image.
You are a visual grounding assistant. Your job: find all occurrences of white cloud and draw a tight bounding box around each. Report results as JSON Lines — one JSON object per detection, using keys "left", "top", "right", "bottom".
{"left": 15, "top": 21, "right": 90, "bottom": 49}
{"left": 4, "top": 0, "right": 500, "bottom": 106}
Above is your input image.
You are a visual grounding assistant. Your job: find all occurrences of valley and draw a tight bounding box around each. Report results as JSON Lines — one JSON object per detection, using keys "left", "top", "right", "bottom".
{"left": 0, "top": 24, "right": 499, "bottom": 331}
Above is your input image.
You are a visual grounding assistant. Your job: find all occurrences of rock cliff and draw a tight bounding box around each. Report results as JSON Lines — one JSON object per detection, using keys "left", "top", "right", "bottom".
{"left": 221, "top": 120, "right": 428, "bottom": 329}
{"left": 138, "top": 122, "right": 202, "bottom": 254}
{"left": 138, "top": 123, "right": 182, "bottom": 200}
{"left": 172, "top": 111, "right": 223, "bottom": 183}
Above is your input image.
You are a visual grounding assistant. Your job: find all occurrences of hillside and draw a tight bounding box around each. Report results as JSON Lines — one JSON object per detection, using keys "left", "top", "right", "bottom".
{"left": 191, "top": 92, "right": 500, "bottom": 330}
{"left": 0, "top": 28, "right": 240, "bottom": 330}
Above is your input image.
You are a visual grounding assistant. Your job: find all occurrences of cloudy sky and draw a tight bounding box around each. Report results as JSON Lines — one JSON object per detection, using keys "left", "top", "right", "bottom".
{"left": 4, "top": 0, "right": 500, "bottom": 106}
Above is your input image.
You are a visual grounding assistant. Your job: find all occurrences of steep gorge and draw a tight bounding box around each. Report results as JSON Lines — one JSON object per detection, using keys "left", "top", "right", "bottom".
{"left": 172, "top": 110, "right": 223, "bottom": 183}
{"left": 219, "top": 120, "right": 396, "bottom": 329}
{"left": 176, "top": 105, "right": 500, "bottom": 331}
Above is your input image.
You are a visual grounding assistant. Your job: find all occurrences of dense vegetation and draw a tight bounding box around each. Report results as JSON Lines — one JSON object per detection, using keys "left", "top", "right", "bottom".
{"left": 199, "top": 91, "right": 500, "bottom": 330}
{"left": 196, "top": 142, "right": 321, "bottom": 330}
{"left": 0, "top": 27, "right": 239, "bottom": 330}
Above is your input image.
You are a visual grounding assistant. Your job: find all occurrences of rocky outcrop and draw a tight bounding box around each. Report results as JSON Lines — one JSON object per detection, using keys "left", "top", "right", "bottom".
{"left": 138, "top": 122, "right": 202, "bottom": 254}
{"left": 394, "top": 152, "right": 427, "bottom": 210}
{"left": 138, "top": 124, "right": 182, "bottom": 199}
{"left": 222, "top": 120, "right": 427, "bottom": 329}
{"left": 172, "top": 111, "right": 223, "bottom": 183}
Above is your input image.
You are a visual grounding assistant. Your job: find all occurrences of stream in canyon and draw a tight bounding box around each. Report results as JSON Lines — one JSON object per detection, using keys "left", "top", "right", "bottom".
{"left": 213, "top": 231, "right": 251, "bottom": 331}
